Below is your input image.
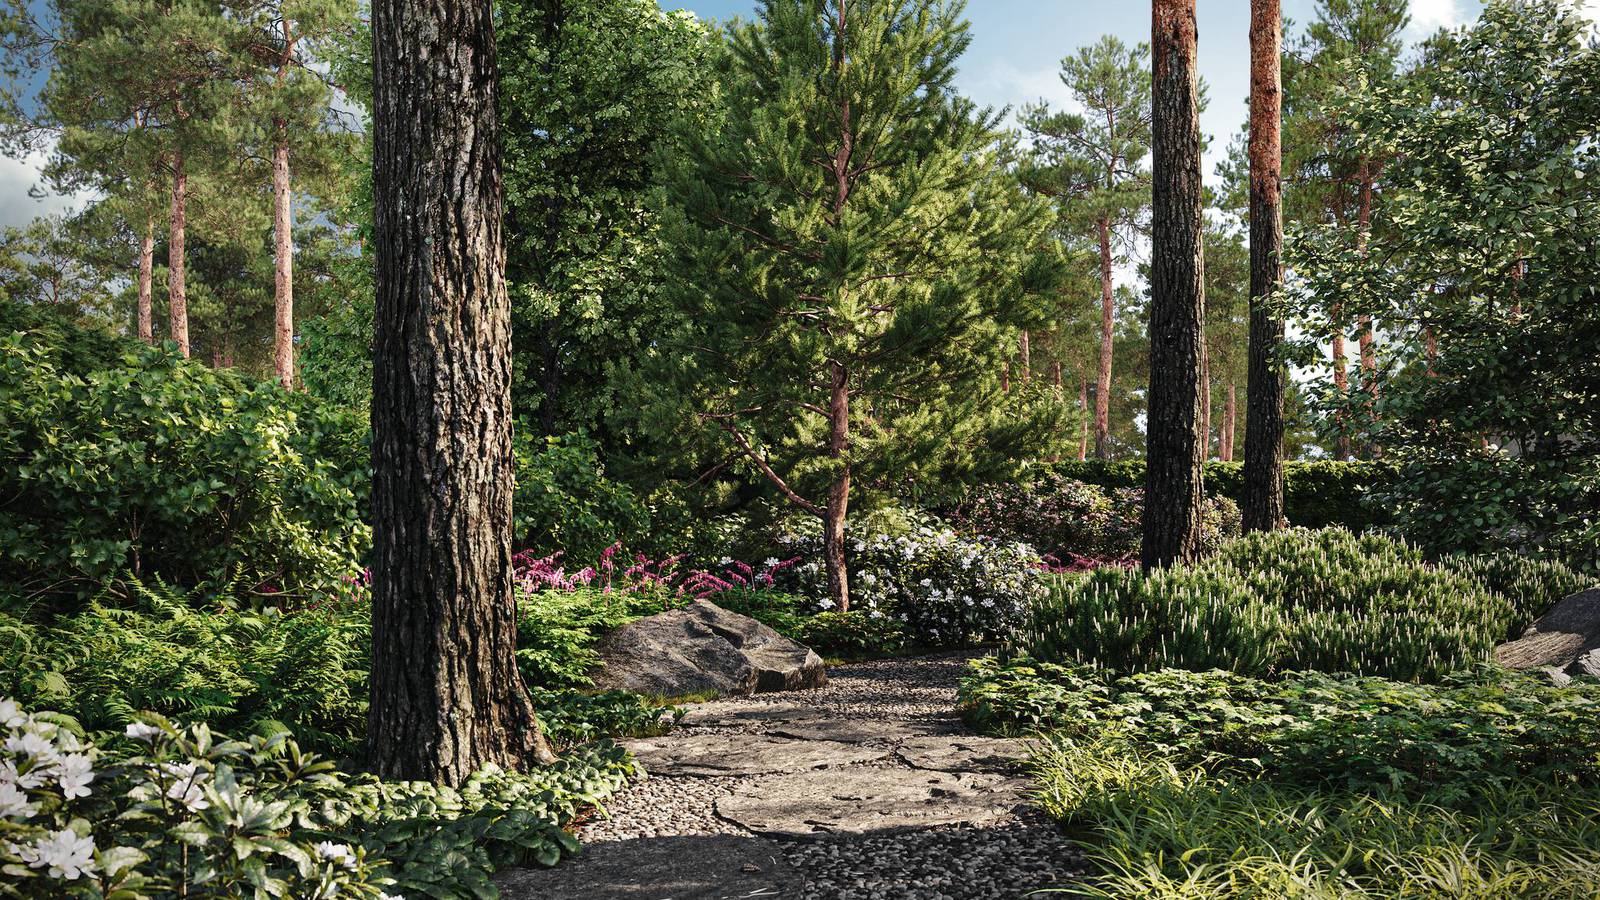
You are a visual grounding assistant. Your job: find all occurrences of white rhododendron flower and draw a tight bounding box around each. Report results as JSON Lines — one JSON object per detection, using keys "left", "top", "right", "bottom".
{"left": 5, "top": 730, "right": 57, "bottom": 763}
{"left": 56, "top": 753, "right": 94, "bottom": 799}
{"left": 0, "top": 780, "right": 37, "bottom": 819}
{"left": 124, "top": 722, "right": 163, "bottom": 743}
{"left": 161, "top": 762, "right": 210, "bottom": 811}
{"left": 0, "top": 699, "right": 24, "bottom": 729}
{"left": 315, "top": 840, "right": 359, "bottom": 869}
{"left": 17, "top": 829, "right": 97, "bottom": 880}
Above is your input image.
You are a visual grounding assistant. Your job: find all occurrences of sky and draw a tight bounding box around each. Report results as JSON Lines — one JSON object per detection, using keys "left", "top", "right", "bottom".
{"left": 0, "top": 0, "right": 1508, "bottom": 231}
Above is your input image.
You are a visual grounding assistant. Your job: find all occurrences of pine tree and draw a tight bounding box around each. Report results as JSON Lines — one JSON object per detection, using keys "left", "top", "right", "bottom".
{"left": 1144, "top": 0, "right": 1206, "bottom": 569}
{"left": 1244, "top": 0, "right": 1286, "bottom": 531}
{"left": 1020, "top": 37, "right": 1151, "bottom": 459}
{"left": 653, "top": 0, "right": 1063, "bottom": 611}
{"left": 368, "top": 0, "right": 553, "bottom": 782}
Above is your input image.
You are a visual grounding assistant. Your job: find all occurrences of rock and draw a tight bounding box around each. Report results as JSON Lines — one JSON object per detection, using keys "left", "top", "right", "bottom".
{"left": 1496, "top": 587, "right": 1600, "bottom": 684}
{"left": 714, "top": 767, "right": 1028, "bottom": 838}
{"left": 895, "top": 735, "right": 1032, "bottom": 773}
{"left": 623, "top": 732, "right": 887, "bottom": 777}
{"left": 592, "top": 600, "right": 826, "bottom": 697}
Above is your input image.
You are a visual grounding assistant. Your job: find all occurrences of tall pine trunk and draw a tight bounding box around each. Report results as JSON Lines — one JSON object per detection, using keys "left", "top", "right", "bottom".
{"left": 1144, "top": 0, "right": 1206, "bottom": 569}
{"left": 137, "top": 215, "right": 155, "bottom": 343}
{"left": 1221, "top": 384, "right": 1237, "bottom": 461}
{"left": 1243, "top": 0, "right": 1286, "bottom": 532}
{"left": 1199, "top": 336, "right": 1211, "bottom": 459}
{"left": 168, "top": 155, "right": 189, "bottom": 357}
{"left": 1018, "top": 329, "right": 1031, "bottom": 384}
{"left": 1077, "top": 377, "right": 1089, "bottom": 461}
{"left": 368, "top": 0, "right": 553, "bottom": 784}
{"left": 272, "top": 122, "right": 295, "bottom": 389}
{"left": 824, "top": 361, "right": 851, "bottom": 613}
{"left": 1094, "top": 215, "right": 1114, "bottom": 458}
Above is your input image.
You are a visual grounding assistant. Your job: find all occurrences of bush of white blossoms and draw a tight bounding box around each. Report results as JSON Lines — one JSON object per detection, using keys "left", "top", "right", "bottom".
{"left": 777, "top": 524, "right": 1050, "bottom": 646}
{"left": 0, "top": 698, "right": 634, "bottom": 899}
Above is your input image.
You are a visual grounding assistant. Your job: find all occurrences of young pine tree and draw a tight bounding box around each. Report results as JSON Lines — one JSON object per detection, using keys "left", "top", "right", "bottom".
{"left": 653, "top": 0, "right": 1062, "bottom": 612}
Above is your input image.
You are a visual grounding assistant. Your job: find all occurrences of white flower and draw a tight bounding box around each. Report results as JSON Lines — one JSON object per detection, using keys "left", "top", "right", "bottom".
{"left": 817, "top": 598, "right": 836, "bottom": 611}
{"left": 55, "top": 754, "right": 94, "bottom": 800}
{"left": 0, "top": 780, "right": 37, "bottom": 819}
{"left": 1, "top": 759, "right": 46, "bottom": 790}
{"left": 762, "top": 557, "right": 778, "bottom": 568}
{"left": 379, "top": 893, "right": 406, "bottom": 900}
{"left": 161, "top": 762, "right": 210, "bottom": 812}
{"left": 0, "top": 699, "right": 24, "bottom": 729}
{"left": 124, "top": 722, "right": 163, "bottom": 743}
{"left": 5, "top": 729, "right": 57, "bottom": 763}
{"left": 919, "top": 578, "right": 932, "bottom": 587}
{"left": 315, "top": 841, "right": 358, "bottom": 870}
{"left": 17, "top": 829, "right": 97, "bottom": 880}
{"left": 718, "top": 557, "right": 732, "bottom": 566}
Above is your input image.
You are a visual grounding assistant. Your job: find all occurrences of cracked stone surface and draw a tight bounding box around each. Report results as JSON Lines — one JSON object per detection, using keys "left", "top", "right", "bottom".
{"left": 499, "top": 652, "right": 1086, "bottom": 899}
{"left": 715, "top": 767, "right": 1029, "bottom": 837}
{"left": 623, "top": 733, "right": 889, "bottom": 777}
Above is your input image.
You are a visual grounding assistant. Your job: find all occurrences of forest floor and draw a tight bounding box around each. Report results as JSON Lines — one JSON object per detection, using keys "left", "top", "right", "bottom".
{"left": 498, "top": 652, "right": 1085, "bottom": 899}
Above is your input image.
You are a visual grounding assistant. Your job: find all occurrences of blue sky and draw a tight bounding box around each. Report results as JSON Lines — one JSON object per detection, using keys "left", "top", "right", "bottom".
{"left": 665, "top": 0, "right": 1487, "bottom": 179}
{"left": 0, "top": 0, "right": 1495, "bottom": 229}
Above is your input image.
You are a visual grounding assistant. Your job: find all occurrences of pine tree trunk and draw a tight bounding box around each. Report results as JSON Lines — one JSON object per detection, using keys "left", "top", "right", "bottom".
{"left": 168, "top": 155, "right": 189, "bottom": 357}
{"left": 273, "top": 126, "right": 295, "bottom": 390}
{"left": 824, "top": 361, "right": 851, "bottom": 613}
{"left": 1094, "top": 215, "right": 1114, "bottom": 458}
{"left": 1144, "top": 0, "right": 1206, "bottom": 570}
{"left": 1200, "top": 336, "right": 1212, "bottom": 459}
{"left": 1331, "top": 312, "right": 1350, "bottom": 460}
{"left": 368, "top": 0, "right": 553, "bottom": 784}
{"left": 1222, "top": 384, "right": 1237, "bottom": 462}
{"left": 1018, "top": 329, "right": 1031, "bottom": 384}
{"left": 1243, "top": 0, "right": 1287, "bottom": 532}
{"left": 1077, "top": 377, "right": 1089, "bottom": 461}
{"left": 137, "top": 215, "right": 155, "bottom": 344}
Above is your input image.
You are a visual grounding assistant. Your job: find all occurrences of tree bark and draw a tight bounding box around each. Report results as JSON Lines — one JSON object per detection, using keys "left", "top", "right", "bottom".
{"left": 1094, "top": 215, "right": 1114, "bottom": 457}
{"left": 1018, "top": 329, "right": 1031, "bottom": 384}
{"left": 1144, "top": 0, "right": 1206, "bottom": 570}
{"left": 1243, "top": 0, "right": 1287, "bottom": 532}
{"left": 824, "top": 360, "right": 851, "bottom": 613}
{"left": 368, "top": 0, "right": 554, "bottom": 784}
{"left": 1077, "top": 377, "right": 1089, "bottom": 461}
{"left": 1222, "top": 384, "right": 1237, "bottom": 462}
{"left": 137, "top": 215, "right": 154, "bottom": 344}
{"left": 1199, "top": 334, "right": 1211, "bottom": 459}
{"left": 272, "top": 124, "right": 295, "bottom": 389}
{"left": 167, "top": 155, "right": 189, "bottom": 357}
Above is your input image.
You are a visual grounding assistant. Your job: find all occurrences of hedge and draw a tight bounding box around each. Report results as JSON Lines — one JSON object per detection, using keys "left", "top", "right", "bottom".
{"left": 1049, "top": 459, "right": 1394, "bottom": 532}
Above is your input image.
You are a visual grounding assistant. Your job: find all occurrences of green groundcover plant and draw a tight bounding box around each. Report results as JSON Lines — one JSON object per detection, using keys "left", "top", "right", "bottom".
{"left": 1020, "top": 528, "right": 1588, "bottom": 682}
{"left": 961, "top": 659, "right": 1600, "bottom": 898}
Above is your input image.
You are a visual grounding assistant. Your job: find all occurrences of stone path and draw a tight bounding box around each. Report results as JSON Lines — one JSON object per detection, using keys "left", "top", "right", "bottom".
{"left": 498, "top": 653, "right": 1085, "bottom": 899}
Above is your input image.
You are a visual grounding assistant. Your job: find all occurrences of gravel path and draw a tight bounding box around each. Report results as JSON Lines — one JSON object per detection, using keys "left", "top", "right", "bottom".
{"left": 498, "top": 653, "right": 1085, "bottom": 899}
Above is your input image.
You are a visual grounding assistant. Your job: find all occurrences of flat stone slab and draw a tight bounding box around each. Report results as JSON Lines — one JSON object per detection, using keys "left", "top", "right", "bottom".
{"left": 895, "top": 735, "right": 1033, "bottom": 773}
{"left": 715, "top": 767, "right": 1028, "bottom": 838}
{"left": 624, "top": 733, "right": 888, "bottom": 777}
{"left": 1496, "top": 587, "right": 1600, "bottom": 684}
{"left": 495, "top": 834, "right": 799, "bottom": 899}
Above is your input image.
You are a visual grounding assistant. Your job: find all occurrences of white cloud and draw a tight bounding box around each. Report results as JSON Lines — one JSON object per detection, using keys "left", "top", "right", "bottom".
{"left": 958, "top": 60, "right": 1078, "bottom": 123}
{"left": 0, "top": 144, "right": 91, "bottom": 231}
{"left": 1408, "top": 0, "right": 1468, "bottom": 36}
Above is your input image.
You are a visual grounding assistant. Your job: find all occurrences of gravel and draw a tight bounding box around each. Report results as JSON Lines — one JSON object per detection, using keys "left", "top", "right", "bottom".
{"left": 516, "top": 652, "right": 1087, "bottom": 899}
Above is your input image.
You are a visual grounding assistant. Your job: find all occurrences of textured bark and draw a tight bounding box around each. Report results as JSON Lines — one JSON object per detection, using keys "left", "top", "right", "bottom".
{"left": 1199, "top": 336, "right": 1211, "bottom": 459}
{"left": 1017, "top": 330, "right": 1031, "bottom": 384}
{"left": 137, "top": 215, "right": 154, "bottom": 344}
{"left": 1077, "top": 377, "right": 1089, "bottom": 461}
{"left": 1221, "top": 384, "right": 1237, "bottom": 462}
{"left": 1243, "top": 0, "right": 1286, "bottom": 532}
{"left": 368, "top": 0, "right": 554, "bottom": 784}
{"left": 272, "top": 127, "right": 295, "bottom": 389}
{"left": 824, "top": 361, "right": 851, "bottom": 614}
{"left": 1143, "top": 0, "right": 1206, "bottom": 570}
{"left": 167, "top": 155, "right": 189, "bottom": 357}
{"left": 1094, "top": 215, "right": 1114, "bottom": 458}
{"left": 1330, "top": 315, "right": 1350, "bottom": 460}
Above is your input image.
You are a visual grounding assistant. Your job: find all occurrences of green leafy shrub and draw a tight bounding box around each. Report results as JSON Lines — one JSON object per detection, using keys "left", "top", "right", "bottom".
{"left": 1448, "top": 550, "right": 1592, "bottom": 636}
{"left": 1021, "top": 528, "right": 1564, "bottom": 682}
{"left": 950, "top": 473, "right": 1239, "bottom": 562}
{"left": 0, "top": 331, "right": 368, "bottom": 609}
{"left": 0, "top": 579, "right": 370, "bottom": 756}
{"left": 793, "top": 611, "right": 908, "bottom": 658}
{"left": 529, "top": 688, "right": 683, "bottom": 747}
{"left": 512, "top": 431, "right": 650, "bottom": 563}
{"left": 0, "top": 702, "right": 634, "bottom": 899}
{"left": 1050, "top": 458, "right": 1395, "bottom": 532}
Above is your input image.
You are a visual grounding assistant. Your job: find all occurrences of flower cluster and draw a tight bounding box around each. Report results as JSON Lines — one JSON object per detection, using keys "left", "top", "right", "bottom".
{"left": 775, "top": 525, "right": 1050, "bottom": 647}
{"left": 0, "top": 701, "right": 398, "bottom": 898}
{"left": 513, "top": 543, "right": 800, "bottom": 603}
